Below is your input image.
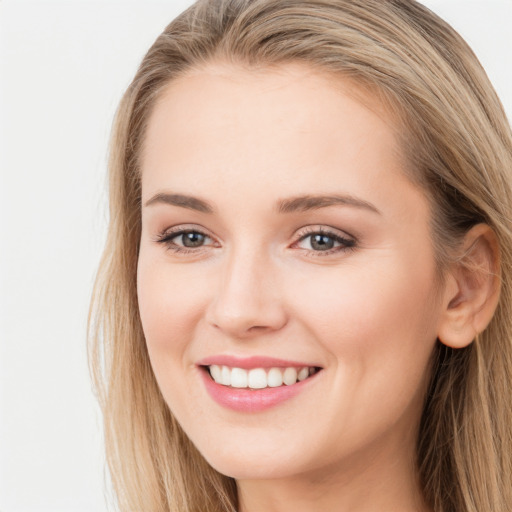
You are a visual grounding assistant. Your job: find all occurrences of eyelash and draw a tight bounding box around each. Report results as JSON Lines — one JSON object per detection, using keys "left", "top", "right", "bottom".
{"left": 155, "top": 226, "right": 216, "bottom": 255}
{"left": 292, "top": 226, "right": 356, "bottom": 256}
{"left": 155, "top": 225, "right": 356, "bottom": 257}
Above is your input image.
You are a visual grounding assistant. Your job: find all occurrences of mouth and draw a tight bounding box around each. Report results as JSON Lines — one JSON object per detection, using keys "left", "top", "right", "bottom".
{"left": 197, "top": 356, "right": 323, "bottom": 412}
{"left": 203, "top": 365, "right": 321, "bottom": 389}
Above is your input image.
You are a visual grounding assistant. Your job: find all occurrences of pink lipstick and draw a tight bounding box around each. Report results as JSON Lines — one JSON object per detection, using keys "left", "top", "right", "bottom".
{"left": 197, "top": 355, "right": 322, "bottom": 412}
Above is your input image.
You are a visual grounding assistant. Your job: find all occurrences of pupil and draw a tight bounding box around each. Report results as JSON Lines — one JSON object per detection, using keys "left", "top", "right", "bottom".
{"left": 311, "top": 234, "right": 334, "bottom": 251}
{"left": 182, "top": 232, "right": 204, "bottom": 248}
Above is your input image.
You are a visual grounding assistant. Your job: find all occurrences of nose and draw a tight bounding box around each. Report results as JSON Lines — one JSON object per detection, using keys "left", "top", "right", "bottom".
{"left": 206, "top": 248, "right": 288, "bottom": 339}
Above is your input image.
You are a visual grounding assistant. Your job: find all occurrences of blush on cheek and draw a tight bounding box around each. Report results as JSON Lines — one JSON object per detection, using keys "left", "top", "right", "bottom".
{"left": 137, "top": 264, "right": 206, "bottom": 351}
{"left": 294, "top": 260, "right": 436, "bottom": 356}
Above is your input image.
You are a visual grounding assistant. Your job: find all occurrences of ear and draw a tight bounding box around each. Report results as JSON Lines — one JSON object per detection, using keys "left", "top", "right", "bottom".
{"left": 437, "top": 224, "right": 501, "bottom": 349}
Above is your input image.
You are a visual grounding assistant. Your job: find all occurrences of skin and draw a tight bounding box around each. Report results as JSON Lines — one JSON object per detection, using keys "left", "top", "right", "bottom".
{"left": 136, "top": 62, "right": 448, "bottom": 512}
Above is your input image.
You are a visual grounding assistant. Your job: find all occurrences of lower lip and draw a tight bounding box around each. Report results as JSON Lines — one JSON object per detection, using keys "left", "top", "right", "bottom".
{"left": 200, "top": 368, "right": 320, "bottom": 412}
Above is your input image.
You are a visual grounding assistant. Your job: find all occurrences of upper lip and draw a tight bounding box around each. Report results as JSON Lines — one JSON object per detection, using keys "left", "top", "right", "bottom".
{"left": 196, "top": 355, "right": 321, "bottom": 370}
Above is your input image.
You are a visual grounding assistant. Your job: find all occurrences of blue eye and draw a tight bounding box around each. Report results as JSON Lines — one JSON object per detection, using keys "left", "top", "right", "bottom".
{"left": 176, "top": 231, "right": 209, "bottom": 248}
{"left": 156, "top": 228, "right": 214, "bottom": 252}
{"left": 295, "top": 229, "right": 356, "bottom": 254}
{"left": 308, "top": 233, "right": 338, "bottom": 251}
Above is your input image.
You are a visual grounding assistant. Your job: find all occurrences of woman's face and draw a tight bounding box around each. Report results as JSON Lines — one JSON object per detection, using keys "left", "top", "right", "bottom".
{"left": 138, "top": 63, "right": 444, "bottom": 481}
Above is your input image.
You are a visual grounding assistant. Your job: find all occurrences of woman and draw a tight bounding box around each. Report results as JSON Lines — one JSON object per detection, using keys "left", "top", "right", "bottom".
{"left": 89, "top": 0, "right": 512, "bottom": 511}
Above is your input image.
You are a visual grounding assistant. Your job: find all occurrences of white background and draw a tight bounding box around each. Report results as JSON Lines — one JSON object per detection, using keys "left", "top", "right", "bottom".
{"left": 0, "top": 1, "right": 510, "bottom": 511}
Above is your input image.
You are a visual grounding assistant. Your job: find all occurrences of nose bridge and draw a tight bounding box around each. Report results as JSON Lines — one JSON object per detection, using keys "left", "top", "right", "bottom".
{"left": 207, "top": 240, "right": 287, "bottom": 337}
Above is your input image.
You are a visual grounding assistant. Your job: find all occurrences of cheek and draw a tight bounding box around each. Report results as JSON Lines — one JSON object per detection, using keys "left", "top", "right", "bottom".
{"left": 137, "top": 255, "right": 210, "bottom": 356}
{"left": 137, "top": 255, "right": 213, "bottom": 419}
{"left": 285, "top": 257, "right": 439, "bottom": 436}
{"left": 284, "top": 252, "right": 439, "bottom": 375}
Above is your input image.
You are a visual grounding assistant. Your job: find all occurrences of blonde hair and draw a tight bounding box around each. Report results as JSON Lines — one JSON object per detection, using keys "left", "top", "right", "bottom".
{"left": 88, "top": 1, "right": 512, "bottom": 511}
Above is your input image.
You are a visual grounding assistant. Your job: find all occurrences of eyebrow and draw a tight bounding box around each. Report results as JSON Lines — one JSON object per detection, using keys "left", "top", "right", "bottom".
{"left": 144, "top": 193, "right": 214, "bottom": 213}
{"left": 277, "top": 194, "right": 381, "bottom": 215}
{"left": 144, "top": 192, "right": 381, "bottom": 215}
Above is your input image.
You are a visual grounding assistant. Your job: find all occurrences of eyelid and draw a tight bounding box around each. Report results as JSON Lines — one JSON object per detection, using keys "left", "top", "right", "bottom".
{"left": 293, "top": 224, "right": 356, "bottom": 242}
{"left": 153, "top": 223, "right": 356, "bottom": 256}
{"left": 154, "top": 224, "right": 219, "bottom": 252}
{"left": 155, "top": 224, "right": 212, "bottom": 239}
{"left": 290, "top": 225, "right": 357, "bottom": 255}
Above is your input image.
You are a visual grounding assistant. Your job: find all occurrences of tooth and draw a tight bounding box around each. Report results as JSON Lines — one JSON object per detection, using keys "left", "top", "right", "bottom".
{"left": 267, "top": 367, "right": 283, "bottom": 387}
{"left": 231, "top": 367, "right": 248, "bottom": 388}
{"left": 221, "top": 366, "right": 231, "bottom": 386}
{"left": 210, "top": 365, "right": 222, "bottom": 383}
{"left": 212, "top": 365, "right": 314, "bottom": 388}
{"left": 297, "top": 367, "right": 309, "bottom": 381}
{"left": 248, "top": 368, "right": 267, "bottom": 389}
{"left": 283, "top": 367, "right": 298, "bottom": 386}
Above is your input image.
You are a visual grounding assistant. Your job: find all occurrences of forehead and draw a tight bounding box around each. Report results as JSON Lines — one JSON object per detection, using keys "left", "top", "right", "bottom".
{"left": 140, "top": 61, "right": 422, "bottom": 220}
{"left": 144, "top": 62, "right": 401, "bottom": 148}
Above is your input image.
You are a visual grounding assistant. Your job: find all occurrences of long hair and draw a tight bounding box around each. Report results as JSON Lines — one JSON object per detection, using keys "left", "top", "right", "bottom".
{"left": 88, "top": 1, "right": 512, "bottom": 510}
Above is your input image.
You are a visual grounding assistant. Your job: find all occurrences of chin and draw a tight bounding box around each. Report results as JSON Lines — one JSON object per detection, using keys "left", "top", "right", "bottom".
{"left": 194, "top": 434, "right": 316, "bottom": 481}
{"left": 206, "top": 455, "right": 297, "bottom": 481}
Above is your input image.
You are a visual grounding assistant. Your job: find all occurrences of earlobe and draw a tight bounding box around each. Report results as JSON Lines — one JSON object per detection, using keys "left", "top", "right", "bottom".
{"left": 437, "top": 224, "right": 501, "bottom": 349}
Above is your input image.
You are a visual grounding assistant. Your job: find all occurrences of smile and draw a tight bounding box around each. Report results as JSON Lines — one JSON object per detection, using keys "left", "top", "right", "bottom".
{"left": 197, "top": 357, "right": 323, "bottom": 412}
{"left": 207, "top": 365, "right": 319, "bottom": 389}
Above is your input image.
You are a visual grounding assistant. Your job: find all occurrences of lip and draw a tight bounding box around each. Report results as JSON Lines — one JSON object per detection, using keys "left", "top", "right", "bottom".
{"left": 196, "top": 355, "right": 320, "bottom": 370}
{"left": 198, "top": 361, "right": 322, "bottom": 413}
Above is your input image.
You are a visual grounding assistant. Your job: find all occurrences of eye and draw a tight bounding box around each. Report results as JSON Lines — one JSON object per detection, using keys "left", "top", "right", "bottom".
{"left": 155, "top": 227, "right": 217, "bottom": 253}
{"left": 175, "top": 231, "right": 209, "bottom": 248}
{"left": 293, "top": 227, "right": 356, "bottom": 255}
{"left": 303, "top": 233, "right": 338, "bottom": 251}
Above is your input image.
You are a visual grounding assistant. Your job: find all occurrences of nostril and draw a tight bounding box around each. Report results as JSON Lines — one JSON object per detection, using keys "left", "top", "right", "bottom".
{"left": 207, "top": 308, "right": 288, "bottom": 338}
